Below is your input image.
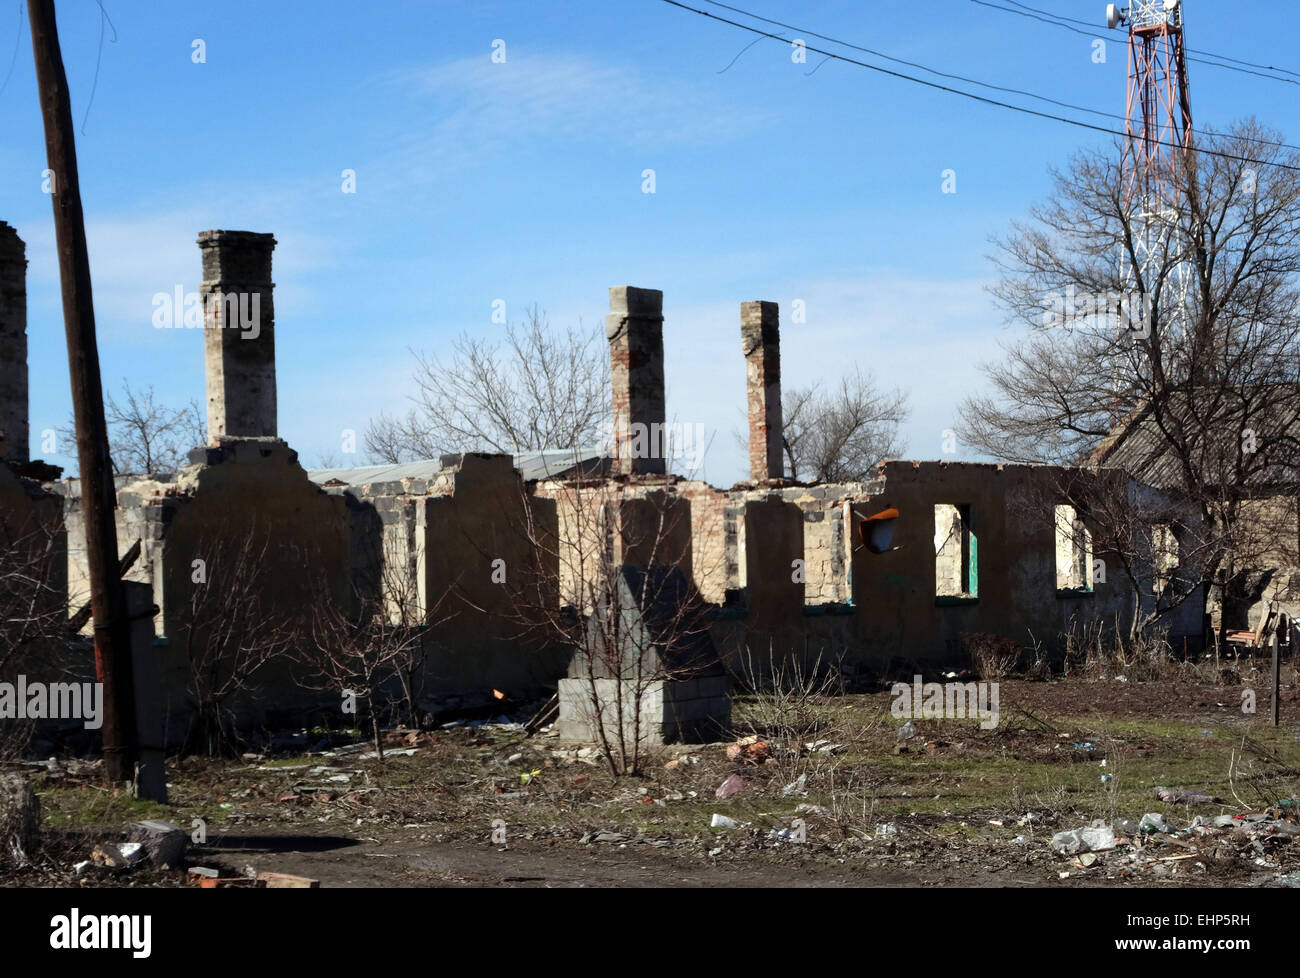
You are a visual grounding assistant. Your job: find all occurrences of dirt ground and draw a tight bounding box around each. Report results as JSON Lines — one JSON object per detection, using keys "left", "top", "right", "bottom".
{"left": 8, "top": 675, "right": 1300, "bottom": 888}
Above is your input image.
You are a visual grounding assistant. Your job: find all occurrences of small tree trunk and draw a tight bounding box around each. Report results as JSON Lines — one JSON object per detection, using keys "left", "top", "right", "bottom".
{"left": 371, "top": 710, "right": 384, "bottom": 762}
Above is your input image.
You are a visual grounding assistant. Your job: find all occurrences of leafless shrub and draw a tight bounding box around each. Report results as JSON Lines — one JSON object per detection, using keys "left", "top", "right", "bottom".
{"left": 0, "top": 513, "right": 70, "bottom": 760}
{"left": 294, "top": 589, "right": 433, "bottom": 760}
{"left": 733, "top": 646, "right": 842, "bottom": 743}
{"left": 962, "top": 632, "right": 1022, "bottom": 680}
{"left": 1227, "top": 734, "right": 1299, "bottom": 812}
{"left": 732, "top": 646, "right": 882, "bottom": 816}
{"left": 177, "top": 525, "right": 304, "bottom": 755}
{"left": 1064, "top": 616, "right": 1182, "bottom": 682}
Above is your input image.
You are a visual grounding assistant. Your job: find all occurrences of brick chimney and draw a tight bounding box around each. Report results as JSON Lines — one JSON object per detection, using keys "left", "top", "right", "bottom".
{"left": 606, "top": 286, "right": 665, "bottom": 476}
{"left": 198, "top": 230, "right": 277, "bottom": 439}
{"left": 741, "top": 300, "right": 782, "bottom": 482}
{"left": 0, "top": 222, "right": 28, "bottom": 463}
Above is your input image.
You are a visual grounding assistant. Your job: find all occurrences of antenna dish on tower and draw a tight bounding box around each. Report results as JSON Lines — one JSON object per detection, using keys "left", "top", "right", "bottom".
{"left": 1106, "top": 3, "right": 1124, "bottom": 29}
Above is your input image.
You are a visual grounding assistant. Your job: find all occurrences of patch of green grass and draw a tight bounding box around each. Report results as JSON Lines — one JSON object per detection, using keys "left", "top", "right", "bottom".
{"left": 258, "top": 756, "right": 317, "bottom": 768}
{"left": 38, "top": 787, "right": 173, "bottom": 829}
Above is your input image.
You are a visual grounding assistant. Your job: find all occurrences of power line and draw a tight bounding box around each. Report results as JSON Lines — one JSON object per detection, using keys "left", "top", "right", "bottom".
{"left": 971, "top": 0, "right": 1300, "bottom": 86}
{"left": 697, "top": 0, "right": 1300, "bottom": 154}
{"left": 0, "top": 1, "right": 22, "bottom": 99}
{"left": 657, "top": 0, "right": 1300, "bottom": 174}
{"left": 1001, "top": 0, "right": 1300, "bottom": 79}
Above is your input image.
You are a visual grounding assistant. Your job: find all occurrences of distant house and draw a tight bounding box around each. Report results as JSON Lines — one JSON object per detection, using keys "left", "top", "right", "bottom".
{"left": 1092, "top": 389, "right": 1300, "bottom": 638}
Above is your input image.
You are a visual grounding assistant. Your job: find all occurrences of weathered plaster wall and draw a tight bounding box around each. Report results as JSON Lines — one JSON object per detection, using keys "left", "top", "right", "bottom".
{"left": 847, "top": 461, "right": 1151, "bottom": 667}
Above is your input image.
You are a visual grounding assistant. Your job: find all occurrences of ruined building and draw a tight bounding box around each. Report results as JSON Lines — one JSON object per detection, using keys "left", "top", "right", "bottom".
{"left": 0, "top": 221, "right": 65, "bottom": 623}
{"left": 3, "top": 225, "right": 1210, "bottom": 744}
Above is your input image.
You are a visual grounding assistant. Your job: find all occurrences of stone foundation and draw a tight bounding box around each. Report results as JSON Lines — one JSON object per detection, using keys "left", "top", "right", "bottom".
{"left": 556, "top": 675, "right": 731, "bottom": 745}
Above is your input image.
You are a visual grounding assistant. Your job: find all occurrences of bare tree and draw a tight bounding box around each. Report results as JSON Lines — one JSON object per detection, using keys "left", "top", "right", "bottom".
{"left": 959, "top": 119, "right": 1300, "bottom": 637}
{"left": 782, "top": 369, "right": 909, "bottom": 482}
{"left": 365, "top": 307, "right": 610, "bottom": 463}
{"left": 59, "top": 380, "right": 205, "bottom": 477}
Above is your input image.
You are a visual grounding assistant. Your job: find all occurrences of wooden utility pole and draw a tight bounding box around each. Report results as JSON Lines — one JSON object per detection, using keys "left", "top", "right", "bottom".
{"left": 27, "top": 0, "right": 136, "bottom": 782}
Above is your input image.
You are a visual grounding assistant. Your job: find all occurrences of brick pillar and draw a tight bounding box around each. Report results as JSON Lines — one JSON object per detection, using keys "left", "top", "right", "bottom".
{"left": 198, "top": 230, "right": 277, "bottom": 439}
{"left": 741, "top": 300, "right": 782, "bottom": 482}
{"left": 0, "top": 222, "right": 28, "bottom": 462}
{"left": 606, "top": 286, "right": 665, "bottom": 476}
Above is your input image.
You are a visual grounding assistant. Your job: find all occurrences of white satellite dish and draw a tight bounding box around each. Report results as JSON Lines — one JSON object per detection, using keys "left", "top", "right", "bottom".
{"left": 1164, "top": 0, "right": 1180, "bottom": 11}
{"left": 1106, "top": 3, "right": 1123, "bottom": 29}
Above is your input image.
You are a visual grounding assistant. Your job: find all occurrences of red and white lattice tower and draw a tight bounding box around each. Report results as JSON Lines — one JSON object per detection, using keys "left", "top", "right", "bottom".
{"left": 1108, "top": 0, "right": 1195, "bottom": 338}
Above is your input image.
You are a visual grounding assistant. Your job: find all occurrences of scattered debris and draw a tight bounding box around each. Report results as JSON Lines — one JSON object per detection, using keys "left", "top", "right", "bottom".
{"left": 781, "top": 774, "right": 808, "bottom": 797}
{"left": 715, "top": 774, "right": 745, "bottom": 799}
{"left": 1050, "top": 822, "right": 1116, "bottom": 855}
{"left": 897, "top": 722, "right": 916, "bottom": 741}
{"left": 1154, "top": 787, "right": 1221, "bottom": 805}
{"left": 257, "top": 871, "right": 320, "bottom": 888}
{"left": 711, "top": 814, "right": 745, "bottom": 830}
{"left": 726, "top": 736, "right": 772, "bottom": 765}
{"left": 875, "top": 823, "right": 898, "bottom": 840}
{"left": 523, "top": 694, "right": 560, "bottom": 737}
{"left": 359, "top": 747, "right": 418, "bottom": 760}
{"left": 664, "top": 754, "right": 700, "bottom": 771}
{"left": 582, "top": 831, "right": 627, "bottom": 845}
{"left": 1114, "top": 817, "right": 1140, "bottom": 837}
{"left": 804, "top": 740, "right": 844, "bottom": 755}
{"left": 1139, "top": 813, "right": 1172, "bottom": 835}
{"left": 90, "top": 841, "right": 144, "bottom": 871}
{"left": 130, "top": 820, "right": 188, "bottom": 868}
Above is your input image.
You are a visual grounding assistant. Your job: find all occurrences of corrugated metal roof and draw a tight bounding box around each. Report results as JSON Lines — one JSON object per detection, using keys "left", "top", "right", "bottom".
{"left": 1094, "top": 390, "right": 1300, "bottom": 491}
{"left": 308, "top": 449, "right": 609, "bottom": 488}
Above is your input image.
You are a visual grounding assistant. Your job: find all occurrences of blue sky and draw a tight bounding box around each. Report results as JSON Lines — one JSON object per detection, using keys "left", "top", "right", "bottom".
{"left": 3, "top": 0, "right": 1298, "bottom": 484}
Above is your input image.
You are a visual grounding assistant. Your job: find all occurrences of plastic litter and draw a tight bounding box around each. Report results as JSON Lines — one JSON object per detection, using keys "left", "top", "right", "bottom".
{"left": 781, "top": 774, "right": 807, "bottom": 797}
{"left": 715, "top": 774, "right": 745, "bottom": 799}
{"left": 1050, "top": 821, "right": 1116, "bottom": 855}
{"left": 1139, "top": 812, "right": 1172, "bottom": 834}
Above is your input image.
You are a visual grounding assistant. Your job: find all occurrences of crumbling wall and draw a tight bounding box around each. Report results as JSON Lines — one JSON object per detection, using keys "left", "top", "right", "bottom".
{"left": 151, "top": 438, "right": 349, "bottom": 732}
{"left": 0, "top": 462, "right": 66, "bottom": 611}
{"left": 1220, "top": 494, "right": 1300, "bottom": 634}
{"left": 847, "top": 462, "right": 1149, "bottom": 667}
{"left": 418, "top": 454, "right": 568, "bottom": 697}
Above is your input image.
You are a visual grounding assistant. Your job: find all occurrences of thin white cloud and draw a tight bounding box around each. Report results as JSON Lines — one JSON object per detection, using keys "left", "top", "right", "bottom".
{"left": 380, "top": 51, "right": 775, "bottom": 178}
